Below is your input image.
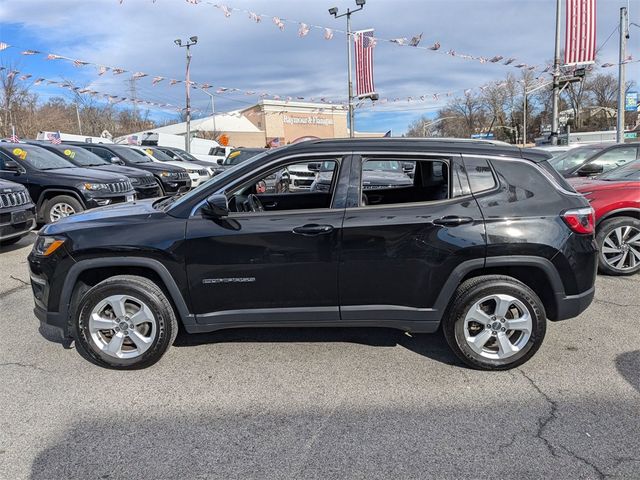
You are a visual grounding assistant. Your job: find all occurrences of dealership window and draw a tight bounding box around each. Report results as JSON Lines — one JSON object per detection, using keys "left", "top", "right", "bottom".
{"left": 228, "top": 158, "right": 339, "bottom": 213}
{"left": 359, "top": 158, "right": 448, "bottom": 206}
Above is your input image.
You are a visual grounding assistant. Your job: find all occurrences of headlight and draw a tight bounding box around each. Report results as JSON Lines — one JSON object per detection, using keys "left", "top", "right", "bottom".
{"left": 33, "top": 236, "right": 66, "bottom": 256}
{"left": 160, "top": 171, "right": 177, "bottom": 178}
{"left": 81, "top": 183, "right": 110, "bottom": 192}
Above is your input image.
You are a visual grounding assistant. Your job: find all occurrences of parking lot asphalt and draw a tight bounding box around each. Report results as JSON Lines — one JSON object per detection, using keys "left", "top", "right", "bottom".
{"left": 1, "top": 232, "right": 639, "bottom": 480}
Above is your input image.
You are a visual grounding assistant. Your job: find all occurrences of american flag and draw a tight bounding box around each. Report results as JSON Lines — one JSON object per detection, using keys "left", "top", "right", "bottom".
{"left": 9, "top": 133, "right": 19, "bottom": 143}
{"left": 47, "top": 132, "right": 62, "bottom": 144}
{"left": 564, "top": 0, "right": 596, "bottom": 65}
{"left": 354, "top": 29, "right": 375, "bottom": 97}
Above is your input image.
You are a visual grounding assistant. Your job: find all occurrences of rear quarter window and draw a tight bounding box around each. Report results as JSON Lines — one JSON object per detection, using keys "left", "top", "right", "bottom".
{"left": 462, "top": 157, "right": 497, "bottom": 193}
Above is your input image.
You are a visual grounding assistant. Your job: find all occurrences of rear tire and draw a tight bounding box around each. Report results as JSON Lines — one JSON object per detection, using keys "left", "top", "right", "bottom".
{"left": 44, "top": 195, "right": 83, "bottom": 223}
{"left": 596, "top": 217, "right": 640, "bottom": 276}
{"left": 73, "top": 275, "right": 178, "bottom": 369}
{"left": 443, "top": 275, "right": 547, "bottom": 371}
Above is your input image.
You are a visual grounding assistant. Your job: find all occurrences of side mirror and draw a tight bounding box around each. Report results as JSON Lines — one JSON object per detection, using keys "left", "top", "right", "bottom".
{"left": 308, "top": 162, "right": 321, "bottom": 173}
{"left": 202, "top": 194, "right": 229, "bottom": 218}
{"left": 4, "top": 160, "right": 23, "bottom": 174}
{"left": 217, "top": 158, "right": 223, "bottom": 165}
{"left": 577, "top": 163, "right": 604, "bottom": 176}
{"left": 111, "top": 156, "right": 125, "bottom": 165}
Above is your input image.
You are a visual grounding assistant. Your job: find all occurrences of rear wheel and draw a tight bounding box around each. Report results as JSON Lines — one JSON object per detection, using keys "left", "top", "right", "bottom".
{"left": 73, "top": 275, "right": 178, "bottom": 369}
{"left": 44, "top": 195, "right": 83, "bottom": 223}
{"left": 596, "top": 217, "right": 640, "bottom": 276}
{"left": 443, "top": 275, "right": 546, "bottom": 370}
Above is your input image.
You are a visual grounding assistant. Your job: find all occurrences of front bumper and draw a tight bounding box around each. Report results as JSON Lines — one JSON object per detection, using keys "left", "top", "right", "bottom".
{"left": 135, "top": 184, "right": 163, "bottom": 199}
{"left": 161, "top": 178, "right": 191, "bottom": 193}
{"left": 0, "top": 205, "right": 36, "bottom": 241}
{"left": 85, "top": 191, "right": 136, "bottom": 208}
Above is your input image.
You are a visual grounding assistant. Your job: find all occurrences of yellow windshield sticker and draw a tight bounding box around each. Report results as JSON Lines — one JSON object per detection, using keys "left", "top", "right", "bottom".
{"left": 12, "top": 148, "right": 27, "bottom": 160}
{"left": 63, "top": 149, "right": 76, "bottom": 159}
{"left": 228, "top": 151, "right": 241, "bottom": 159}
{"left": 145, "top": 148, "right": 153, "bottom": 155}
{"left": 64, "top": 149, "right": 72, "bottom": 156}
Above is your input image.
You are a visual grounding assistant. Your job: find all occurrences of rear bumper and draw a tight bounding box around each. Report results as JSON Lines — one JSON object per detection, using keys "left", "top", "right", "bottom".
{"left": 552, "top": 285, "right": 595, "bottom": 321}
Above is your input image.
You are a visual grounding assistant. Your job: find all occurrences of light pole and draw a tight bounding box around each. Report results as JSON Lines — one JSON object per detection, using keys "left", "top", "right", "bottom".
{"left": 199, "top": 88, "right": 217, "bottom": 140}
{"left": 616, "top": 7, "right": 629, "bottom": 143}
{"left": 550, "top": 0, "right": 562, "bottom": 145}
{"left": 329, "top": 0, "right": 366, "bottom": 138}
{"left": 175, "top": 36, "right": 198, "bottom": 153}
{"left": 422, "top": 116, "right": 457, "bottom": 137}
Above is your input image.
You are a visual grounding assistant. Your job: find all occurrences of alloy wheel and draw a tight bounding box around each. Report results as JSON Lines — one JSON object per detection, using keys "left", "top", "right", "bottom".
{"left": 49, "top": 202, "right": 77, "bottom": 222}
{"left": 88, "top": 294, "right": 157, "bottom": 359}
{"left": 463, "top": 294, "right": 532, "bottom": 360}
{"left": 602, "top": 226, "right": 640, "bottom": 272}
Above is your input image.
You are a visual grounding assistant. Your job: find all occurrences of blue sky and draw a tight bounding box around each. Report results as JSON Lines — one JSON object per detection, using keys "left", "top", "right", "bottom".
{"left": 0, "top": 0, "right": 637, "bottom": 135}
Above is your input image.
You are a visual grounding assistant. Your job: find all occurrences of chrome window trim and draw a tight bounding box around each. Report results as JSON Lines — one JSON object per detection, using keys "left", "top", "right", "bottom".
{"left": 188, "top": 151, "right": 350, "bottom": 217}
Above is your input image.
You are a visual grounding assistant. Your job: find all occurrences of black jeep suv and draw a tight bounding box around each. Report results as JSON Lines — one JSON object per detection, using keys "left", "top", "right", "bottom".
{"left": 0, "top": 178, "right": 36, "bottom": 245}
{"left": 65, "top": 142, "right": 191, "bottom": 195}
{"left": 0, "top": 143, "right": 136, "bottom": 224}
{"left": 28, "top": 139, "right": 597, "bottom": 370}
{"left": 27, "top": 142, "right": 162, "bottom": 199}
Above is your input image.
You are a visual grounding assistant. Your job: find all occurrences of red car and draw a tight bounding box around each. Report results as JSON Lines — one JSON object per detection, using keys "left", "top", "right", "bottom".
{"left": 569, "top": 160, "right": 640, "bottom": 275}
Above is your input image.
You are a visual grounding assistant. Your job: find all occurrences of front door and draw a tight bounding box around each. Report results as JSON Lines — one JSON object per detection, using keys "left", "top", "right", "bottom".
{"left": 184, "top": 154, "right": 350, "bottom": 325}
{"left": 339, "top": 154, "right": 486, "bottom": 325}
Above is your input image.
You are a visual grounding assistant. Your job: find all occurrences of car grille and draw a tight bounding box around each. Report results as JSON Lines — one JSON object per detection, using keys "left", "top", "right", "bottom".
{"left": 177, "top": 172, "right": 189, "bottom": 180}
{"left": 0, "top": 190, "right": 31, "bottom": 208}
{"left": 197, "top": 169, "right": 208, "bottom": 176}
{"left": 107, "top": 181, "right": 133, "bottom": 193}
{"left": 136, "top": 176, "right": 157, "bottom": 186}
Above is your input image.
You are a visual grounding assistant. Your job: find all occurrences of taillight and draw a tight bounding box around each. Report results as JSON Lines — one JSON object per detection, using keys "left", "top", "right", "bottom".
{"left": 562, "top": 207, "right": 595, "bottom": 234}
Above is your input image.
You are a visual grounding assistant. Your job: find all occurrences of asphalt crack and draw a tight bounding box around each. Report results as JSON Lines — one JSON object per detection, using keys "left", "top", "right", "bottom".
{"left": 594, "top": 299, "right": 640, "bottom": 308}
{"left": 0, "top": 282, "right": 30, "bottom": 299}
{"left": 9, "top": 275, "right": 29, "bottom": 286}
{"left": 0, "top": 362, "right": 46, "bottom": 372}
{"left": 518, "top": 369, "right": 607, "bottom": 480}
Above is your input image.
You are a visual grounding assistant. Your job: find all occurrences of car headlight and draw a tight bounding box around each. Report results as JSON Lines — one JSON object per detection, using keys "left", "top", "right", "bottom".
{"left": 81, "top": 183, "right": 110, "bottom": 192}
{"left": 160, "top": 171, "right": 177, "bottom": 178}
{"left": 33, "top": 236, "right": 66, "bottom": 256}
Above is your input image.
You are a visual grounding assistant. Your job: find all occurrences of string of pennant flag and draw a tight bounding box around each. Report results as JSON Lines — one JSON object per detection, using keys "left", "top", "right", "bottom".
{"left": 117, "top": 0, "right": 635, "bottom": 74}
{"left": 1, "top": 40, "right": 635, "bottom": 111}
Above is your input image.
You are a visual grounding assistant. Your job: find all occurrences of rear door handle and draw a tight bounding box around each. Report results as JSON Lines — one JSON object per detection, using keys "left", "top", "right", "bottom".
{"left": 292, "top": 224, "right": 334, "bottom": 236}
{"left": 433, "top": 216, "right": 474, "bottom": 226}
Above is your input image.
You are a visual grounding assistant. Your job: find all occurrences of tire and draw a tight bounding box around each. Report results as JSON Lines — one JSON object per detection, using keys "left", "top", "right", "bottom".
{"left": 73, "top": 275, "right": 178, "bottom": 369}
{"left": 596, "top": 217, "right": 640, "bottom": 276}
{"left": 44, "top": 195, "right": 84, "bottom": 223}
{"left": 443, "top": 275, "right": 547, "bottom": 371}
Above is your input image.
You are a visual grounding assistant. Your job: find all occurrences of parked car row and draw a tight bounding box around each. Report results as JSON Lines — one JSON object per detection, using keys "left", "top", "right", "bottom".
{"left": 0, "top": 141, "right": 214, "bottom": 235}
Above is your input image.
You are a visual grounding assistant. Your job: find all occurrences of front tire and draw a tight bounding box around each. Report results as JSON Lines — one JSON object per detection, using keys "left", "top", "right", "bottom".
{"left": 443, "top": 275, "right": 547, "bottom": 370}
{"left": 73, "top": 275, "right": 178, "bottom": 369}
{"left": 44, "top": 195, "right": 84, "bottom": 223}
{"left": 596, "top": 217, "right": 640, "bottom": 276}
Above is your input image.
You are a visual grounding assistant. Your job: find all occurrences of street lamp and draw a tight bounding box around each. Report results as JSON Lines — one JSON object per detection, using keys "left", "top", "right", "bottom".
{"left": 422, "top": 116, "right": 457, "bottom": 137}
{"left": 523, "top": 80, "right": 553, "bottom": 147}
{"left": 329, "top": 0, "right": 366, "bottom": 138}
{"left": 199, "top": 88, "right": 217, "bottom": 140}
{"left": 175, "top": 36, "right": 198, "bottom": 152}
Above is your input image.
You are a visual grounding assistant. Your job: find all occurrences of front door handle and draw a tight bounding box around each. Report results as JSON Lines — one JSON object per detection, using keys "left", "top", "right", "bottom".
{"left": 433, "top": 216, "right": 474, "bottom": 226}
{"left": 292, "top": 224, "right": 334, "bottom": 236}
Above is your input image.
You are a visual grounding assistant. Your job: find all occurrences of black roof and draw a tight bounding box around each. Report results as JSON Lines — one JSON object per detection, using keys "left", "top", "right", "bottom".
{"left": 279, "top": 138, "right": 552, "bottom": 163}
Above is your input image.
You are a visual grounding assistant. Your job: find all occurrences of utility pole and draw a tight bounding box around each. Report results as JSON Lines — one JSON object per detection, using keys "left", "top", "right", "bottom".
{"left": 199, "top": 88, "right": 217, "bottom": 139}
{"left": 329, "top": 0, "right": 366, "bottom": 138}
{"left": 175, "top": 36, "right": 198, "bottom": 152}
{"left": 129, "top": 77, "right": 138, "bottom": 119}
{"left": 550, "top": 0, "right": 562, "bottom": 145}
{"left": 75, "top": 103, "right": 82, "bottom": 135}
{"left": 616, "top": 7, "right": 629, "bottom": 143}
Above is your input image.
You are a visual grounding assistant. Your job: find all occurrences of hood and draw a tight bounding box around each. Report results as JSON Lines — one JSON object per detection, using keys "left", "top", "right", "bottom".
{"left": 129, "top": 161, "right": 185, "bottom": 174}
{"left": 89, "top": 164, "right": 154, "bottom": 178}
{"left": 362, "top": 170, "right": 413, "bottom": 186}
{"left": 40, "top": 199, "right": 163, "bottom": 235}
{"left": 568, "top": 177, "right": 640, "bottom": 193}
{"left": 162, "top": 160, "right": 203, "bottom": 171}
{"left": 41, "top": 167, "right": 129, "bottom": 183}
{"left": 0, "top": 178, "right": 27, "bottom": 192}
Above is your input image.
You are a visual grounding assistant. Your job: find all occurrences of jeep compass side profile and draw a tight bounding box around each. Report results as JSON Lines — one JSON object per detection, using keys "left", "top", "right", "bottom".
{"left": 28, "top": 139, "right": 597, "bottom": 370}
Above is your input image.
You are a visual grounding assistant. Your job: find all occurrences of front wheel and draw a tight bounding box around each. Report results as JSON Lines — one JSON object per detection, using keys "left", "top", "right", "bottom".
{"left": 596, "top": 217, "right": 640, "bottom": 276}
{"left": 44, "top": 195, "right": 84, "bottom": 223}
{"left": 443, "top": 275, "right": 547, "bottom": 370}
{"left": 73, "top": 275, "right": 178, "bottom": 369}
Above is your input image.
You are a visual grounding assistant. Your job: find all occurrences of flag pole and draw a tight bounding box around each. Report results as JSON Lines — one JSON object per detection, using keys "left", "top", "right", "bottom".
{"left": 347, "top": 13, "right": 354, "bottom": 138}
{"left": 616, "top": 7, "right": 628, "bottom": 143}
{"left": 550, "top": 0, "right": 562, "bottom": 146}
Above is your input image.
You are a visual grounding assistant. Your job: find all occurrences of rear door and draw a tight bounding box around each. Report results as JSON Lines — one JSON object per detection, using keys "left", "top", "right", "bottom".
{"left": 338, "top": 153, "right": 486, "bottom": 324}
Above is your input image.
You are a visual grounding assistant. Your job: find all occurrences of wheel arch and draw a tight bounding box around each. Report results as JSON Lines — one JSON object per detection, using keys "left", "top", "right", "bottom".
{"left": 36, "top": 188, "right": 87, "bottom": 220}
{"left": 62, "top": 257, "right": 193, "bottom": 334}
{"left": 596, "top": 208, "right": 640, "bottom": 227}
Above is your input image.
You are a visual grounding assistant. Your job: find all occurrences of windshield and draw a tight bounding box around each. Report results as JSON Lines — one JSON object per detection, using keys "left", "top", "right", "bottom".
{"left": 549, "top": 145, "right": 607, "bottom": 172}
{"left": 51, "top": 145, "right": 108, "bottom": 167}
{"left": 598, "top": 160, "right": 640, "bottom": 181}
{"left": 2, "top": 145, "right": 75, "bottom": 170}
{"left": 363, "top": 160, "right": 402, "bottom": 172}
{"left": 223, "top": 149, "right": 265, "bottom": 166}
{"left": 144, "top": 147, "right": 175, "bottom": 162}
{"left": 210, "top": 147, "right": 227, "bottom": 157}
{"left": 167, "top": 149, "right": 272, "bottom": 210}
{"left": 172, "top": 149, "right": 199, "bottom": 162}
{"left": 111, "top": 145, "right": 152, "bottom": 164}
